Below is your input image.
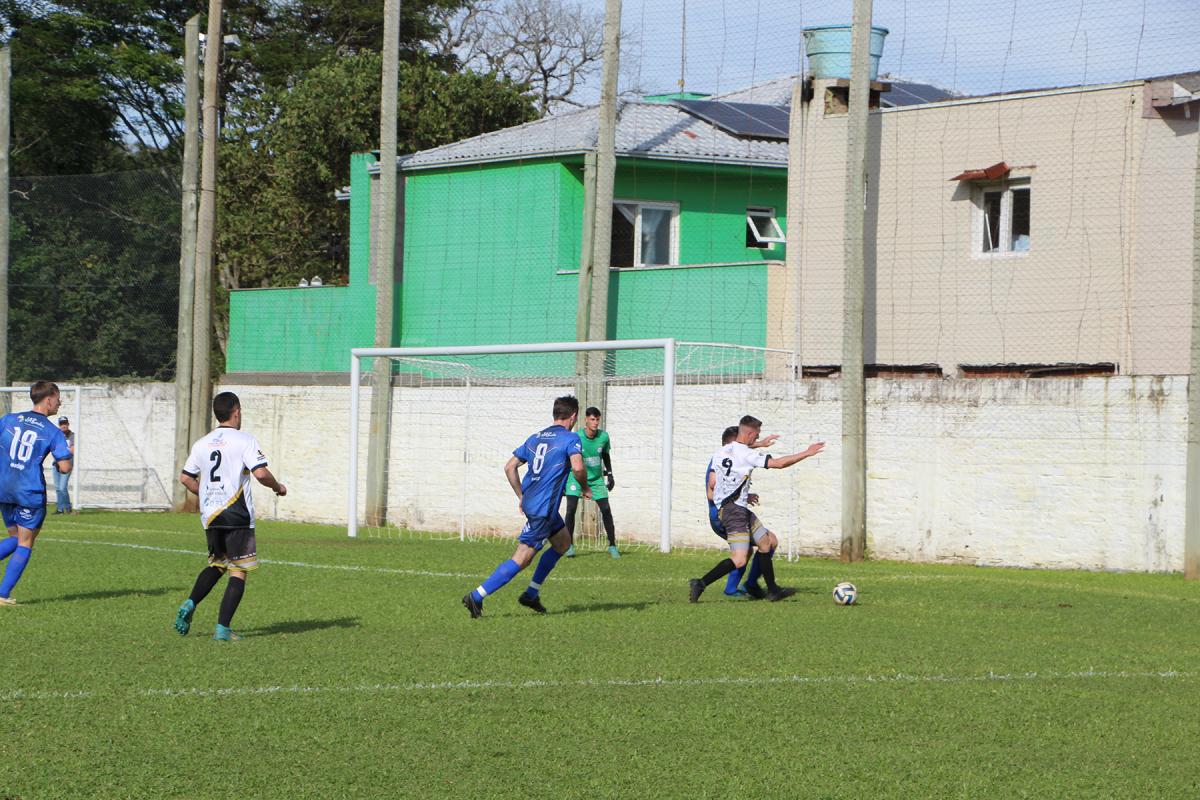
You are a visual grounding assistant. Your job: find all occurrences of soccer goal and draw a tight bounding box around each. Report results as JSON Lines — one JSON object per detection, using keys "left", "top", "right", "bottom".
{"left": 347, "top": 339, "right": 814, "bottom": 553}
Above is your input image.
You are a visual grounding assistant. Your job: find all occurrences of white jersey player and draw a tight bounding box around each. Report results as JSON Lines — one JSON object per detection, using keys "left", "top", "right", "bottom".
{"left": 174, "top": 392, "right": 286, "bottom": 641}
{"left": 691, "top": 414, "right": 823, "bottom": 604}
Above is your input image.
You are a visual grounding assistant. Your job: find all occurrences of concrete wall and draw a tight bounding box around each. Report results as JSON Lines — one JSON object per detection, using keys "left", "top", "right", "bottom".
{"left": 223, "top": 373, "right": 1187, "bottom": 572}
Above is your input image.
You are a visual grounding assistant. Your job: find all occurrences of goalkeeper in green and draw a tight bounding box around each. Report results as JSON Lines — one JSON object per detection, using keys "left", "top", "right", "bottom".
{"left": 563, "top": 406, "right": 618, "bottom": 558}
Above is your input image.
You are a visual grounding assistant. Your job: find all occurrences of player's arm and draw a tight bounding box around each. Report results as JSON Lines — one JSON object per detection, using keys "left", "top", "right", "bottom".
{"left": 251, "top": 466, "right": 287, "bottom": 496}
{"left": 55, "top": 458, "right": 72, "bottom": 474}
{"left": 180, "top": 471, "right": 200, "bottom": 495}
{"left": 749, "top": 433, "right": 779, "bottom": 449}
{"left": 504, "top": 456, "right": 524, "bottom": 499}
{"left": 706, "top": 470, "right": 716, "bottom": 502}
{"left": 53, "top": 432, "right": 73, "bottom": 473}
{"left": 602, "top": 448, "right": 614, "bottom": 490}
{"left": 570, "top": 453, "right": 592, "bottom": 498}
{"left": 764, "top": 441, "right": 825, "bottom": 469}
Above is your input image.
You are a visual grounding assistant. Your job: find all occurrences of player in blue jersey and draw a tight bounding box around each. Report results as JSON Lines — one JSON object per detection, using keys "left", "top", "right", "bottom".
{"left": 462, "top": 395, "right": 590, "bottom": 618}
{"left": 707, "top": 425, "right": 777, "bottom": 598}
{"left": 0, "top": 381, "right": 74, "bottom": 605}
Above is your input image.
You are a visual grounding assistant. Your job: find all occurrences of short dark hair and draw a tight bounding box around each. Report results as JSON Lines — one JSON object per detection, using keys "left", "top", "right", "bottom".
{"left": 552, "top": 395, "right": 579, "bottom": 421}
{"left": 722, "top": 425, "right": 738, "bottom": 444}
{"left": 212, "top": 391, "right": 241, "bottom": 423}
{"left": 739, "top": 414, "right": 763, "bottom": 429}
{"left": 585, "top": 406, "right": 602, "bottom": 418}
{"left": 30, "top": 381, "right": 59, "bottom": 405}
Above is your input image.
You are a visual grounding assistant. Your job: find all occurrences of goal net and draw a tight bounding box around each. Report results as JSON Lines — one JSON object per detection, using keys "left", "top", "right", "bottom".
{"left": 348, "top": 340, "right": 831, "bottom": 555}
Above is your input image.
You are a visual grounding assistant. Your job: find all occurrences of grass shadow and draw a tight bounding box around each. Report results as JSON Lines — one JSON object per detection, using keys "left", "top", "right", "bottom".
{"left": 36, "top": 586, "right": 182, "bottom": 604}
{"left": 243, "top": 617, "right": 361, "bottom": 637}
{"left": 553, "top": 600, "right": 654, "bottom": 615}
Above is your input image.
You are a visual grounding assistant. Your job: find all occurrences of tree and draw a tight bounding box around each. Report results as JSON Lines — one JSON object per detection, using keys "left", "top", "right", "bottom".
{"left": 432, "top": 0, "right": 605, "bottom": 114}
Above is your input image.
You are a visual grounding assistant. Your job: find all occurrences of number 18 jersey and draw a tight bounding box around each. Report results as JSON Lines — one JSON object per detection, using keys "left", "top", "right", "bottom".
{"left": 0, "top": 411, "right": 72, "bottom": 508}
{"left": 182, "top": 427, "right": 269, "bottom": 529}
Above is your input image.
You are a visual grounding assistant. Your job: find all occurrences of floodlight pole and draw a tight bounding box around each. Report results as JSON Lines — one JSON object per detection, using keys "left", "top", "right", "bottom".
{"left": 1185, "top": 113, "right": 1200, "bottom": 580}
{"left": 841, "top": 0, "right": 873, "bottom": 563}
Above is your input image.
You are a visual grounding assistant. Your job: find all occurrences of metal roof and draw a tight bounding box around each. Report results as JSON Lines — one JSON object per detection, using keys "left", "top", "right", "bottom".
{"left": 712, "top": 73, "right": 959, "bottom": 107}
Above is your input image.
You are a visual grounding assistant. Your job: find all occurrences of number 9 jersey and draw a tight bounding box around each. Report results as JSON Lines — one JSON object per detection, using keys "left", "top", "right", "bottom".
{"left": 709, "top": 441, "right": 770, "bottom": 509}
{"left": 182, "top": 427, "right": 270, "bottom": 530}
{"left": 0, "top": 411, "right": 73, "bottom": 509}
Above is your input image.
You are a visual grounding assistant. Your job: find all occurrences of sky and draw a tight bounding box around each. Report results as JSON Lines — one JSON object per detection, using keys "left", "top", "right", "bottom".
{"left": 577, "top": 0, "right": 1200, "bottom": 101}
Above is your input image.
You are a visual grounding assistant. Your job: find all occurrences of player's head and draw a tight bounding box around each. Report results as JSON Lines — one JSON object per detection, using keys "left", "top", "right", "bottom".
{"left": 721, "top": 425, "right": 738, "bottom": 444}
{"left": 552, "top": 395, "right": 579, "bottom": 427}
{"left": 583, "top": 406, "right": 602, "bottom": 434}
{"left": 737, "top": 414, "right": 762, "bottom": 444}
{"left": 213, "top": 391, "right": 242, "bottom": 429}
{"left": 30, "top": 380, "right": 61, "bottom": 414}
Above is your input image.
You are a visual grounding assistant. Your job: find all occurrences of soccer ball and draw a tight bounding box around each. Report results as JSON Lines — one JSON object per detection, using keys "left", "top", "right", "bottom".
{"left": 832, "top": 581, "right": 858, "bottom": 605}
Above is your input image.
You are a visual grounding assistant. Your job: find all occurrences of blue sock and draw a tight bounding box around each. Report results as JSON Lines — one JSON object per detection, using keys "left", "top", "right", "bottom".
{"left": 744, "top": 549, "right": 767, "bottom": 587}
{"left": 0, "top": 536, "right": 17, "bottom": 561}
{"left": 471, "top": 559, "right": 522, "bottom": 603}
{"left": 724, "top": 566, "right": 745, "bottom": 595}
{"left": 525, "top": 548, "right": 564, "bottom": 598}
{"left": 0, "top": 545, "right": 31, "bottom": 598}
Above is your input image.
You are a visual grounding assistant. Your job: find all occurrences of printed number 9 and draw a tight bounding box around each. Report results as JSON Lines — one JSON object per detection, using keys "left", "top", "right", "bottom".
{"left": 531, "top": 443, "right": 548, "bottom": 474}
{"left": 721, "top": 457, "right": 733, "bottom": 477}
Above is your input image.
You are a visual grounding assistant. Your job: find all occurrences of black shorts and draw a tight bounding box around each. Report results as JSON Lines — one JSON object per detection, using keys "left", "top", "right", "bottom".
{"left": 206, "top": 527, "right": 258, "bottom": 572}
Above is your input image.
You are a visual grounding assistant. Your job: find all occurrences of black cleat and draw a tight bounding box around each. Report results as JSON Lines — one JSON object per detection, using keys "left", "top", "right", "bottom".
{"left": 517, "top": 592, "right": 547, "bottom": 614}
{"left": 462, "top": 593, "right": 483, "bottom": 619}
{"left": 743, "top": 582, "right": 767, "bottom": 600}
{"left": 688, "top": 578, "right": 705, "bottom": 603}
{"left": 766, "top": 586, "right": 797, "bottom": 602}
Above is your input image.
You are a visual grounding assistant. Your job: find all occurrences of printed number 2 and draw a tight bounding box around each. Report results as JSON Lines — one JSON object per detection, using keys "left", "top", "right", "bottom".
{"left": 8, "top": 427, "right": 37, "bottom": 463}
{"left": 209, "top": 450, "right": 222, "bottom": 483}
{"left": 721, "top": 457, "right": 733, "bottom": 477}
{"left": 531, "top": 443, "right": 548, "bottom": 474}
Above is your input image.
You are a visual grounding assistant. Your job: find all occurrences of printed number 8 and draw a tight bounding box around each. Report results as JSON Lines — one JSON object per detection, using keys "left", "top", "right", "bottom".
{"left": 531, "top": 443, "right": 548, "bottom": 474}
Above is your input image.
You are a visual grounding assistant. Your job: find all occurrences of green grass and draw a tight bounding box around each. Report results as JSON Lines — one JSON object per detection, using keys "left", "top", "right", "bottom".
{"left": 2, "top": 511, "right": 1199, "bottom": 799}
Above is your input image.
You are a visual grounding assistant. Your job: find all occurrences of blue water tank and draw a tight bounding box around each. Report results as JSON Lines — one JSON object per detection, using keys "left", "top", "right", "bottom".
{"left": 802, "top": 25, "right": 889, "bottom": 81}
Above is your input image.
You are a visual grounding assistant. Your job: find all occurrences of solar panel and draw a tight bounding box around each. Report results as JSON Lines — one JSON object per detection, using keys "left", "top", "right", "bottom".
{"left": 673, "top": 100, "right": 792, "bottom": 140}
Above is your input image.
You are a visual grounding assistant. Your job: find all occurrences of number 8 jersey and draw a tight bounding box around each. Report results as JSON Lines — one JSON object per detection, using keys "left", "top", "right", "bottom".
{"left": 182, "top": 427, "right": 270, "bottom": 529}
{"left": 0, "top": 411, "right": 73, "bottom": 508}
{"left": 709, "top": 442, "right": 770, "bottom": 509}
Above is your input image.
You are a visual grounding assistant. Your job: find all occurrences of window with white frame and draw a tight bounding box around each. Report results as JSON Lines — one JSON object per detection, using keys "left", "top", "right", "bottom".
{"left": 975, "top": 181, "right": 1031, "bottom": 254}
{"left": 611, "top": 201, "right": 679, "bottom": 267}
{"left": 746, "top": 206, "right": 786, "bottom": 249}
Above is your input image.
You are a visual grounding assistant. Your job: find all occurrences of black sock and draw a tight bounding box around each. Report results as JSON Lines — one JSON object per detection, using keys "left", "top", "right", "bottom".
{"left": 598, "top": 499, "right": 616, "bottom": 547}
{"left": 217, "top": 576, "right": 245, "bottom": 627}
{"left": 188, "top": 566, "right": 224, "bottom": 605}
{"left": 756, "top": 551, "right": 779, "bottom": 592}
{"left": 564, "top": 495, "right": 578, "bottom": 540}
{"left": 700, "top": 558, "right": 736, "bottom": 587}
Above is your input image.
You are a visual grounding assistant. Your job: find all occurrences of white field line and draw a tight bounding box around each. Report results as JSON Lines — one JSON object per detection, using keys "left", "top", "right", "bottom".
{"left": 4, "top": 669, "right": 1195, "bottom": 704}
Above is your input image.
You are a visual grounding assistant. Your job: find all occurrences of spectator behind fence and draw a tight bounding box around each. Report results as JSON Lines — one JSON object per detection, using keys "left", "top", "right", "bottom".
{"left": 54, "top": 417, "right": 75, "bottom": 514}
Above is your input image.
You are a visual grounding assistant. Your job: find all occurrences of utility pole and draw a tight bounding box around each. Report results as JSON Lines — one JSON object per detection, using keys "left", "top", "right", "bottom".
{"left": 0, "top": 48, "right": 10, "bottom": 410}
{"left": 189, "top": 0, "right": 223, "bottom": 473}
{"left": 1185, "top": 112, "right": 1200, "bottom": 580}
{"left": 173, "top": 17, "right": 201, "bottom": 511}
{"left": 841, "top": 0, "right": 873, "bottom": 562}
{"left": 365, "top": 0, "right": 401, "bottom": 528}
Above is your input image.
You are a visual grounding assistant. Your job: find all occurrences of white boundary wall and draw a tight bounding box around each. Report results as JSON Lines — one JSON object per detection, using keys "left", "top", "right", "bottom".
{"left": 223, "top": 374, "right": 1187, "bottom": 573}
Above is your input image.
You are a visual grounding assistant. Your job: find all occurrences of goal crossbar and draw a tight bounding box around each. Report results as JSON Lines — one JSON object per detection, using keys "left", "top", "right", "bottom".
{"left": 348, "top": 339, "right": 677, "bottom": 550}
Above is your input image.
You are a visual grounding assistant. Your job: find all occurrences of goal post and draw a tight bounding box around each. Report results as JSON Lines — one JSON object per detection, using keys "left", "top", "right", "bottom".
{"left": 348, "top": 338, "right": 678, "bottom": 550}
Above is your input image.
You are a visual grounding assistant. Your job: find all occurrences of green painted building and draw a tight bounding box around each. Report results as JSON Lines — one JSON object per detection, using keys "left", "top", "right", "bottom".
{"left": 226, "top": 95, "right": 791, "bottom": 376}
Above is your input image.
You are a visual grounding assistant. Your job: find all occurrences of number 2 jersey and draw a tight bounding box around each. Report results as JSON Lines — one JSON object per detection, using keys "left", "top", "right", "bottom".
{"left": 182, "top": 427, "right": 269, "bottom": 529}
{"left": 513, "top": 424, "right": 582, "bottom": 518}
{"left": 709, "top": 441, "right": 770, "bottom": 509}
{"left": 0, "top": 411, "right": 72, "bottom": 508}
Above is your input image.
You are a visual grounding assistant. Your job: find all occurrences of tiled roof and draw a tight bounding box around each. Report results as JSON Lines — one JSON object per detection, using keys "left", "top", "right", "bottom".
{"left": 398, "top": 100, "right": 789, "bottom": 171}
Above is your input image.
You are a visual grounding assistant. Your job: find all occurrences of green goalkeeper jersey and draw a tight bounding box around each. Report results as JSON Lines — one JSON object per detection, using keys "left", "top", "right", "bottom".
{"left": 565, "top": 429, "right": 611, "bottom": 499}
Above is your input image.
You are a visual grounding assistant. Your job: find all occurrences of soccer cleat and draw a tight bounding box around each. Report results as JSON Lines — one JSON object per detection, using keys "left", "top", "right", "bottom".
{"left": 688, "top": 578, "right": 705, "bottom": 603}
{"left": 724, "top": 587, "right": 748, "bottom": 599}
{"left": 174, "top": 599, "right": 196, "bottom": 636}
{"left": 766, "top": 586, "right": 797, "bottom": 603}
{"left": 462, "top": 593, "right": 483, "bottom": 619}
{"left": 0, "top": 595, "right": 18, "bottom": 606}
{"left": 608, "top": 545, "right": 620, "bottom": 559}
{"left": 212, "top": 624, "right": 241, "bottom": 641}
{"left": 743, "top": 582, "right": 767, "bottom": 600}
{"left": 565, "top": 545, "right": 576, "bottom": 558}
{"left": 517, "top": 591, "right": 547, "bottom": 614}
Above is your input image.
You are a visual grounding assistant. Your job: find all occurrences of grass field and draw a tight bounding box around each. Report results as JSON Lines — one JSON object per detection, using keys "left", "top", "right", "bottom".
{"left": 2, "top": 511, "right": 1199, "bottom": 799}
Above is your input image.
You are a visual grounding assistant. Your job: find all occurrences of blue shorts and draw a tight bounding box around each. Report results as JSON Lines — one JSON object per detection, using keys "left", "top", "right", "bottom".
{"left": 2, "top": 503, "right": 47, "bottom": 531}
{"left": 518, "top": 512, "right": 567, "bottom": 548}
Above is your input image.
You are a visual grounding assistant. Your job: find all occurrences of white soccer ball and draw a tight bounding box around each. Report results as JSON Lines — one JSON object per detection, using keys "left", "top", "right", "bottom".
{"left": 832, "top": 581, "right": 858, "bottom": 605}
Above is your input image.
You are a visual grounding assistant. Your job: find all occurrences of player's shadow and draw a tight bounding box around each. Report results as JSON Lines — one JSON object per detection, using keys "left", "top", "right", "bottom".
{"left": 40, "top": 586, "right": 181, "bottom": 604}
{"left": 553, "top": 600, "right": 653, "bottom": 615}
{"left": 242, "top": 616, "right": 361, "bottom": 637}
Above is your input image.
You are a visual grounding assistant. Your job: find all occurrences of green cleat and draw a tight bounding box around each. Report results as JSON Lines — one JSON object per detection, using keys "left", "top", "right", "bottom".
{"left": 174, "top": 599, "right": 195, "bottom": 635}
{"left": 607, "top": 545, "right": 620, "bottom": 559}
{"left": 213, "top": 624, "right": 241, "bottom": 642}
{"left": 565, "top": 545, "right": 576, "bottom": 557}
